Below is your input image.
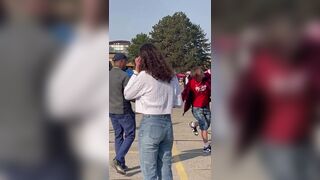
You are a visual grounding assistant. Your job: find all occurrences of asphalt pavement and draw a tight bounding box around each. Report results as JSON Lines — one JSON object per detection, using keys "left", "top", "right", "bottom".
{"left": 109, "top": 107, "right": 212, "bottom": 180}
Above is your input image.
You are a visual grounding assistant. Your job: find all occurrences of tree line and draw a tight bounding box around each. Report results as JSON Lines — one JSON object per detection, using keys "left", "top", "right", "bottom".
{"left": 127, "top": 12, "right": 211, "bottom": 73}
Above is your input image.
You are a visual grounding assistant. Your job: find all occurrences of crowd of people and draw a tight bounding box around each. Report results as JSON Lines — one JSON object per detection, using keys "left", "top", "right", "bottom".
{"left": 109, "top": 44, "right": 212, "bottom": 179}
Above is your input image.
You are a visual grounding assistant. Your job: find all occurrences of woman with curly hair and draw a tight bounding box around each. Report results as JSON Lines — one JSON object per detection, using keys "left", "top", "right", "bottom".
{"left": 124, "top": 43, "right": 181, "bottom": 180}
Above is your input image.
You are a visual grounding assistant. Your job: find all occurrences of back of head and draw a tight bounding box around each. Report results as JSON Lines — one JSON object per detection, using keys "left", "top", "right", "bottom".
{"left": 112, "top": 53, "right": 127, "bottom": 69}
{"left": 139, "top": 43, "right": 174, "bottom": 83}
{"left": 191, "top": 66, "right": 204, "bottom": 81}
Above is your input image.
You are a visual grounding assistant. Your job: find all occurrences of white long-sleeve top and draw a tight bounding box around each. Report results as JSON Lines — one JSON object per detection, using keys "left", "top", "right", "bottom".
{"left": 124, "top": 71, "right": 182, "bottom": 114}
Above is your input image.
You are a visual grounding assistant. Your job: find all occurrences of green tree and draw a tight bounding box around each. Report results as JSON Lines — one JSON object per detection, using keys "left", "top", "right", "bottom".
{"left": 127, "top": 33, "right": 151, "bottom": 61}
{"left": 150, "top": 12, "right": 211, "bottom": 72}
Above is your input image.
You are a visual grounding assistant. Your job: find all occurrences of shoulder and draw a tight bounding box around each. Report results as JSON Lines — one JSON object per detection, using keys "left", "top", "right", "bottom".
{"left": 136, "top": 71, "right": 150, "bottom": 79}
{"left": 111, "top": 68, "right": 127, "bottom": 78}
{"left": 109, "top": 68, "right": 118, "bottom": 76}
{"left": 139, "top": 71, "right": 147, "bottom": 76}
{"left": 189, "top": 78, "right": 195, "bottom": 84}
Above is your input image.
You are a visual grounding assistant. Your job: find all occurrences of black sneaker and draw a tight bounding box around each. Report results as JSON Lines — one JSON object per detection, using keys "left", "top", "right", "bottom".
{"left": 189, "top": 121, "right": 199, "bottom": 136}
{"left": 112, "top": 159, "right": 126, "bottom": 175}
{"left": 203, "top": 145, "right": 211, "bottom": 153}
{"left": 122, "top": 165, "right": 129, "bottom": 171}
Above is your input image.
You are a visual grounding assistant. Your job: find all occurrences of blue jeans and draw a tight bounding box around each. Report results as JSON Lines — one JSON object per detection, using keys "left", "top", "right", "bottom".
{"left": 110, "top": 113, "right": 136, "bottom": 167}
{"left": 192, "top": 107, "right": 211, "bottom": 131}
{"left": 139, "top": 114, "right": 173, "bottom": 180}
{"left": 260, "top": 142, "right": 319, "bottom": 180}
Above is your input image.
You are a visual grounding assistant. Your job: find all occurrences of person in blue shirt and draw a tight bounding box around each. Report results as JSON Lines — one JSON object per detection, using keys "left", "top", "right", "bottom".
{"left": 124, "top": 67, "right": 134, "bottom": 77}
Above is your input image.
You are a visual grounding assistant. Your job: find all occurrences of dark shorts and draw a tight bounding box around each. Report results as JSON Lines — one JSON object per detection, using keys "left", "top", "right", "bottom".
{"left": 192, "top": 107, "right": 211, "bottom": 131}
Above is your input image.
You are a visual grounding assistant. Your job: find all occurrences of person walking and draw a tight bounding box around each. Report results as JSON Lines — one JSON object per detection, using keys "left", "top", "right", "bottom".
{"left": 124, "top": 43, "right": 181, "bottom": 180}
{"left": 109, "top": 53, "right": 136, "bottom": 175}
{"left": 182, "top": 66, "right": 212, "bottom": 153}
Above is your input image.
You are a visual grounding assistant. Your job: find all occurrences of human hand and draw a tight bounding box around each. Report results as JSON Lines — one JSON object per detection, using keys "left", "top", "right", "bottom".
{"left": 135, "top": 56, "right": 142, "bottom": 73}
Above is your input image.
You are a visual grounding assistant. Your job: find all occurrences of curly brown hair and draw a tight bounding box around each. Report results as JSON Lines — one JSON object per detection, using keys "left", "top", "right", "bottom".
{"left": 139, "top": 43, "right": 174, "bottom": 83}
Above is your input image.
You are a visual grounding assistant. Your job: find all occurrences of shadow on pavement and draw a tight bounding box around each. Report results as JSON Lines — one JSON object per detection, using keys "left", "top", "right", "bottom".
{"left": 173, "top": 148, "right": 211, "bottom": 163}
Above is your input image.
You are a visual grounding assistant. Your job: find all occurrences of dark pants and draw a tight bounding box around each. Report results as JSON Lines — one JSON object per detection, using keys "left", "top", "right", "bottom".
{"left": 110, "top": 113, "right": 136, "bottom": 166}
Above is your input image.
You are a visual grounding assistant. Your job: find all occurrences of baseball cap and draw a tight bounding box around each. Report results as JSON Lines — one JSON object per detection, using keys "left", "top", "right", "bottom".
{"left": 112, "top": 53, "right": 128, "bottom": 61}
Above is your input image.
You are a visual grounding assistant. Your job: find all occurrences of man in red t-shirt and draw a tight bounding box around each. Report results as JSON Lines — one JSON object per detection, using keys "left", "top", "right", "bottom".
{"left": 183, "top": 67, "right": 212, "bottom": 153}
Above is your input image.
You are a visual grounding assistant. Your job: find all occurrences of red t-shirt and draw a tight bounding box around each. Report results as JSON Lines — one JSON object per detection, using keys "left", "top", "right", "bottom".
{"left": 252, "top": 51, "right": 313, "bottom": 143}
{"left": 189, "top": 78, "right": 211, "bottom": 108}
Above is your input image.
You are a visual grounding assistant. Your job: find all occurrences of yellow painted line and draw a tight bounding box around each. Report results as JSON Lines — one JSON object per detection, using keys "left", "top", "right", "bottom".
{"left": 110, "top": 145, "right": 189, "bottom": 180}
{"left": 172, "top": 144, "right": 189, "bottom": 180}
